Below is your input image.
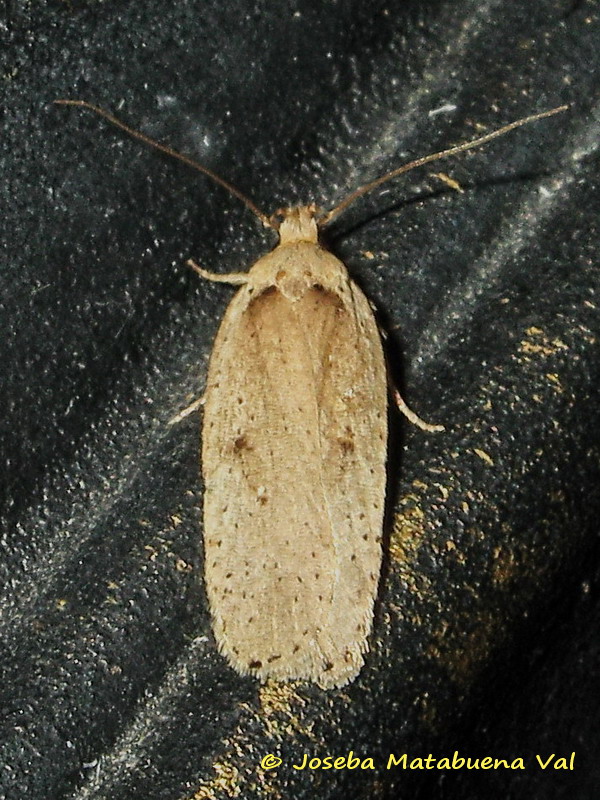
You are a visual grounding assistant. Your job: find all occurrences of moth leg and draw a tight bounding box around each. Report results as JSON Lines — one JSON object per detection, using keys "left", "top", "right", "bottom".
{"left": 382, "top": 329, "right": 444, "bottom": 432}
{"left": 168, "top": 394, "right": 205, "bottom": 426}
{"left": 186, "top": 259, "right": 249, "bottom": 285}
{"left": 170, "top": 258, "right": 246, "bottom": 426}
{"left": 392, "top": 387, "right": 445, "bottom": 433}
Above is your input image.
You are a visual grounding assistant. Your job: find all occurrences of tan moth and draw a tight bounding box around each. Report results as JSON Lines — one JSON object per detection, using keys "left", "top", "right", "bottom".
{"left": 56, "top": 100, "right": 566, "bottom": 687}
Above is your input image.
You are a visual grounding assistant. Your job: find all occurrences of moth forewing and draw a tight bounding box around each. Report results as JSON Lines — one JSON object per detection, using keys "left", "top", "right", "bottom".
{"left": 201, "top": 207, "right": 387, "bottom": 687}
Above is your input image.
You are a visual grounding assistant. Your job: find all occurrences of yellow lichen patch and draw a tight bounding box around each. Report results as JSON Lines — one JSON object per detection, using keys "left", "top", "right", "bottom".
{"left": 258, "top": 680, "right": 313, "bottom": 741}
{"left": 490, "top": 545, "right": 520, "bottom": 586}
{"left": 473, "top": 448, "right": 494, "bottom": 467}
{"left": 519, "top": 326, "right": 569, "bottom": 358}
{"left": 191, "top": 759, "right": 241, "bottom": 799}
{"left": 546, "top": 372, "right": 564, "bottom": 392}
{"left": 390, "top": 495, "right": 427, "bottom": 565}
{"left": 431, "top": 171, "right": 464, "bottom": 193}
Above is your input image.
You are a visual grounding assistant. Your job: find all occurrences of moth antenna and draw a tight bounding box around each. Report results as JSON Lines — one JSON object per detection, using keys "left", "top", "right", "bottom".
{"left": 319, "top": 105, "right": 569, "bottom": 227}
{"left": 54, "top": 99, "right": 273, "bottom": 229}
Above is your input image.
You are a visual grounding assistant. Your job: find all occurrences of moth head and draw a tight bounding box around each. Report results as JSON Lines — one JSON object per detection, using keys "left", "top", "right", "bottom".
{"left": 269, "top": 205, "right": 320, "bottom": 245}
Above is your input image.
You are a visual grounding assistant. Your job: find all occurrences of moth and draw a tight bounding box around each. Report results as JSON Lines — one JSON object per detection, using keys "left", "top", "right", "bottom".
{"left": 56, "top": 100, "right": 566, "bottom": 687}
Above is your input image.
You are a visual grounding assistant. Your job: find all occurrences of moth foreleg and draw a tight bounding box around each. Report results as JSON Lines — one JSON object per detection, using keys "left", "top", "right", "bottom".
{"left": 186, "top": 259, "right": 249, "bottom": 285}
{"left": 168, "top": 394, "right": 205, "bottom": 426}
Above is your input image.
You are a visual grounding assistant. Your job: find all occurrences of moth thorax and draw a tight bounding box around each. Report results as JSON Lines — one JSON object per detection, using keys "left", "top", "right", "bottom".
{"left": 278, "top": 206, "right": 319, "bottom": 245}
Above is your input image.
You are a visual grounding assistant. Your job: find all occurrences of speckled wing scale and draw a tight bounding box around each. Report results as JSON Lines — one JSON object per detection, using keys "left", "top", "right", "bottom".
{"left": 201, "top": 208, "right": 387, "bottom": 688}
{"left": 55, "top": 99, "right": 567, "bottom": 688}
